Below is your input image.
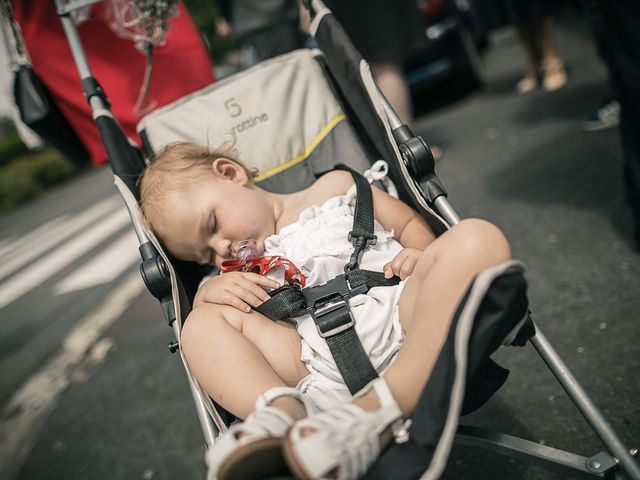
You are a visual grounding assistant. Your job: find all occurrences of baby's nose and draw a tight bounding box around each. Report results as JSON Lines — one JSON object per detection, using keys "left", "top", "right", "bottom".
{"left": 214, "top": 238, "right": 232, "bottom": 259}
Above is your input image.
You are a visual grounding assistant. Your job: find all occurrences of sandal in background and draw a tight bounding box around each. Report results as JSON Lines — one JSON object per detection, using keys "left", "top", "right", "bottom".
{"left": 541, "top": 59, "right": 567, "bottom": 92}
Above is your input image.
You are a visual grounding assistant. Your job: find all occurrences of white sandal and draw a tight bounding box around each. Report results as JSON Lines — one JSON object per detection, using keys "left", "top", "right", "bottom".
{"left": 283, "top": 378, "right": 407, "bottom": 480}
{"left": 206, "top": 386, "right": 317, "bottom": 480}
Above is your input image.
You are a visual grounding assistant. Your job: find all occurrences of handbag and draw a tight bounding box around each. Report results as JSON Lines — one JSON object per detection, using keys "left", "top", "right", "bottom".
{"left": 1, "top": 0, "right": 90, "bottom": 167}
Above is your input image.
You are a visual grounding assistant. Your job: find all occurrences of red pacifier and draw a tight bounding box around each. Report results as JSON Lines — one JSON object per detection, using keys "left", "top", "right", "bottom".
{"left": 220, "top": 240, "right": 306, "bottom": 288}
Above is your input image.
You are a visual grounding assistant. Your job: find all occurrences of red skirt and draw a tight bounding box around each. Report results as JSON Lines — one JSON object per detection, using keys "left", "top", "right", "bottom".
{"left": 13, "top": 1, "right": 215, "bottom": 165}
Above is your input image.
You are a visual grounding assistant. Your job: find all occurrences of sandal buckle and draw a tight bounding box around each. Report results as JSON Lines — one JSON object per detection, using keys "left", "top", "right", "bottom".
{"left": 393, "top": 418, "right": 412, "bottom": 444}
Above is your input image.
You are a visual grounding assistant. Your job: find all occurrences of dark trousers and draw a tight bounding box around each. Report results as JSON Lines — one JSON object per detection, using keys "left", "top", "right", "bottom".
{"left": 581, "top": 0, "right": 619, "bottom": 97}
{"left": 600, "top": 0, "right": 640, "bottom": 245}
{"left": 244, "top": 22, "right": 305, "bottom": 62}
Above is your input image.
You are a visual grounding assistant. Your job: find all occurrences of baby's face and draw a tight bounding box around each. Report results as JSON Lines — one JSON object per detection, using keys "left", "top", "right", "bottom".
{"left": 153, "top": 166, "right": 274, "bottom": 267}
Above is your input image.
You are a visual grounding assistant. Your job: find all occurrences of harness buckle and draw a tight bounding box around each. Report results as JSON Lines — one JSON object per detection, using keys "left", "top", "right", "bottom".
{"left": 303, "top": 274, "right": 362, "bottom": 338}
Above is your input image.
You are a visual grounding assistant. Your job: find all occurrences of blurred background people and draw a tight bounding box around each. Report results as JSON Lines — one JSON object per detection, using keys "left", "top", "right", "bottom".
{"left": 214, "top": 0, "right": 305, "bottom": 63}
{"left": 322, "top": 0, "right": 424, "bottom": 126}
{"left": 599, "top": 0, "right": 640, "bottom": 248}
{"left": 578, "top": 0, "right": 620, "bottom": 132}
{"left": 9, "top": 0, "right": 215, "bottom": 166}
{"left": 474, "top": 0, "right": 567, "bottom": 94}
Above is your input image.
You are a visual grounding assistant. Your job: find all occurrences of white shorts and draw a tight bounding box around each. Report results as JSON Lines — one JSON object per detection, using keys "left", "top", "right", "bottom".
{"left": 295, "top": 280, "right": 407, "bottom": 411}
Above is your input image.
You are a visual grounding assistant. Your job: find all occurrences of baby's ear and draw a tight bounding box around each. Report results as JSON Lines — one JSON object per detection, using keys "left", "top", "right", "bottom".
{"left": 211, "top": 158, "right": 249, "bottom": 184}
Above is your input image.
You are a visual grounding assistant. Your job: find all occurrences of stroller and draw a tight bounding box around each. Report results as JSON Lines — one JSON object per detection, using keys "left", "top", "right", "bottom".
{"left": 52, "top": 0, "right": 640, "bottom": 478}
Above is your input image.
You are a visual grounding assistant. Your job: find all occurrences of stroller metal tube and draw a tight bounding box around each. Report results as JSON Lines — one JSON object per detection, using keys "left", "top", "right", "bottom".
{"left": 376, "top": 84, "right": 404, "bottom": 131}
{"left": 531, "top": 329, "right": 640, "bottom": 480}
{"left": 456, "top": 425, "right": 612, "bottom": 480}
{"left": 113, "top": 177, "right": 152, "bottom": 248}
{"left": 56, "top": 3, "right": 118, "bottom": 121}
{"left": 127, "top": 209, "right": 150, "bottom": 246}
{"left": 55, "top": 0, "right": 100, "bottom": 15}
{"left": 433, "top": 196, "right": 461, "bottom": 226}
{"left": 57, "top": 6, "right": 92, "bottom": 83}
{"left": 57, "top": 4, "right": 114, "bottom": 119}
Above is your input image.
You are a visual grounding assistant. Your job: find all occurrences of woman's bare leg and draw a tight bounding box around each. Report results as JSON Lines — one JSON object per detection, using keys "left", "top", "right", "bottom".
{"left": 181, "top": 304, "right": 309, "bottom": 419}
{"left": 515, "top": 22, "right": 541, "bottom": 93}
{"left": 538, "top": 16, "right": 567, "bottom": 91}
{"left": 538, "top": 16, "right": 562, "bottom": 65}
{"left": 354, "top": 219, "right": 511, "bottom": 419}
{"left": 371, "top": 62, "right": 414, "bottom": 126}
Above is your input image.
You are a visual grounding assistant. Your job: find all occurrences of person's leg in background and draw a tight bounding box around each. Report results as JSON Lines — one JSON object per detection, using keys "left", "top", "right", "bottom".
{"left": 537, "top": 16, "right": 567, "bottom": 91}
{"left": 245, "top": 21, "right": 306, "bottom": 62}
{"left": 579, "top": 0, "right": 620, "bottom": 131}
{"left": 370, "top": 62, "right": 414, "bottom": 126}
{"left": 600, "top": 0, "right": 640, "bottom": 248}
{"left": 515, "top": 22, "right": 541, "bottom": 94}
{"left": 507, "top": 0, "right": 566, "bottom": 94}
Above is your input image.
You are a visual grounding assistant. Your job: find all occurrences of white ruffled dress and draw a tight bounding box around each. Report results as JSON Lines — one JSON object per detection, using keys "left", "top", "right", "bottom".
{"left": 263, "top": 182, "right": 406, "bottom": 411}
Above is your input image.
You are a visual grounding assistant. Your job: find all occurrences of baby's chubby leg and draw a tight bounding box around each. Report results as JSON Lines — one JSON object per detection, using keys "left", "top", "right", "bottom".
{"left": 181, "top": 303, "right": 309, "bottom": 419}
{"left": 356, "top": 218, "right": 512, "bottom": 417}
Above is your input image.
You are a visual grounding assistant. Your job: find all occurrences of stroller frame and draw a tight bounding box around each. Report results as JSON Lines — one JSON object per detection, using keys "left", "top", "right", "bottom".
{"left": 52, "top": 0, "right": 639, "bottom": 478}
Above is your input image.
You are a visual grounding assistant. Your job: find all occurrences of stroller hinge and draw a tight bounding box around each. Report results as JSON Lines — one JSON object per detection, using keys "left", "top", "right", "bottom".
{"left": 393, "top": 125, "right": 449, "bottom": 204}
{"left": 81, "top": 77, "right": 111, "bottom": 109}
{"left": 586, "top": 451, "right": 619, "bottom": 474}
{"left": 139, "top": 242, "right": 175, "bottom": 325}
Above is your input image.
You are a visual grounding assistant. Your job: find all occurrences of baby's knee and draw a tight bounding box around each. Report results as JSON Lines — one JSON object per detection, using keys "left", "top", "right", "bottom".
{"left": 451, "top": 218, "right": 511, "bottom": 261}
{"left": 181, "top": 304, "right": 241, "bottom": 354}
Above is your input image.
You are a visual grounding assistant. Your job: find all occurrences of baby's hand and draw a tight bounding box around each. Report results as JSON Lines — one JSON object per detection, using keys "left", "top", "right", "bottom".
{"left": 193, "top": 272, "right": 280, "bottom": 312}
{"left": 383, "top": 247, "right": 423, "bottom": 280}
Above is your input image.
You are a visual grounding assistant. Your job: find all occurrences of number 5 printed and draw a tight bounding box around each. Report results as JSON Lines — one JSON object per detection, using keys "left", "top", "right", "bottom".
{"left": 225, "top": 98, "right": 242, "bottom": 117}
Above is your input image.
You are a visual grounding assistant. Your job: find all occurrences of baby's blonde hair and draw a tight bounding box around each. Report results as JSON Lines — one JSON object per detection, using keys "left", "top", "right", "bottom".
{"left": 138, "top": 142, "right": 253, "bottom": 233}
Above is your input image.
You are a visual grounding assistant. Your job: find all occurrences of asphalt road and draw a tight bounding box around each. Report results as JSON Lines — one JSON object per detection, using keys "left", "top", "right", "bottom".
{"left": 1, "top": 14, "right": 638, "bottom": 480}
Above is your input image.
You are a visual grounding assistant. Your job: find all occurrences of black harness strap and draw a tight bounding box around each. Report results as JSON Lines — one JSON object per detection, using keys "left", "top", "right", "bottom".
{"left": 255, "top": 265, "right": 399, "bottom": 322}
{"left": 254, "top": 284, "right": 307, "bottom": 321}
{"left": 255, "top": 165, "right": 400, "bottom": 394}
{"left": 342, "top": 165, "right": 378, "bottom": 271}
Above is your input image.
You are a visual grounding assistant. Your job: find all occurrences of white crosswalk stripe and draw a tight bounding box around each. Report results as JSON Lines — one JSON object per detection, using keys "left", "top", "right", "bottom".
{"left": 0, "top": 217, "right": 65, "bottom": 261}
{"left": 0, "top": 196, "right": 123, "bottom": 282}
{"left": 54, "top": 229, "right": 139, "bottom": 294}
{"left": 0, "top": 202, "right": 136, "bottom": 310}
{"left": 0, "top": 235, "right": 18, "bottom": 258}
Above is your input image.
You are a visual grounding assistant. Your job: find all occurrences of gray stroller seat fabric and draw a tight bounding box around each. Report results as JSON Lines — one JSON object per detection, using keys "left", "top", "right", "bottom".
{"left": 138, "top": 49, "right": 372, "bottom": 193}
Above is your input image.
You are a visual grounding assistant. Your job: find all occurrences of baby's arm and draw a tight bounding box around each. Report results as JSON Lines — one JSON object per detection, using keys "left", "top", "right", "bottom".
{"left": 194, "top": 272, "right": 280, "bottom": 312}
{"left": 371, "top": 184, "right": 437, "bottom": 279}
